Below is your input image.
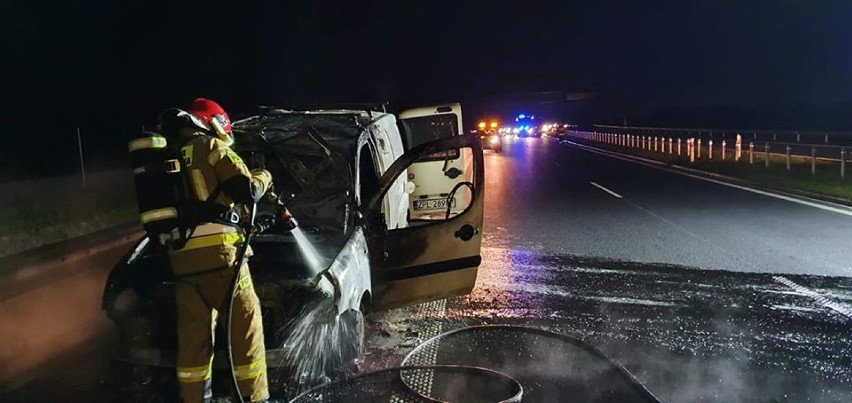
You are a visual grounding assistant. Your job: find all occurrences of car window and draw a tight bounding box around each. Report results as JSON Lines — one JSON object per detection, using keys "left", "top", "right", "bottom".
{"left": 401, "top": 115, "right": 460, "bottom": 161}
{"left": 384, "top": 145, "right": 477, "bottom": 228}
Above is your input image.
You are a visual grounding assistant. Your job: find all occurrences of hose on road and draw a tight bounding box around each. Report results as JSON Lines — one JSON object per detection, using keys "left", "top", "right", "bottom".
{"left": 287, "top": 324, "right": 660, "bottom": 403}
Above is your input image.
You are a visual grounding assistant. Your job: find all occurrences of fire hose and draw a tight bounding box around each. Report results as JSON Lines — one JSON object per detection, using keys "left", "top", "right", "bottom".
{"left": 224, "top": 202, "right": 256, "bottom": 403}
{"left": 226, "top": 194, "right": 296, "bottom": 402}
{"left": 286, "top": 325, "right": 661, "bottom": 403}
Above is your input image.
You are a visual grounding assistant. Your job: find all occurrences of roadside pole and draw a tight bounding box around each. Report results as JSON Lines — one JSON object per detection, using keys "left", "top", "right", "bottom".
{"left": 735, "top": 134, "right": 742, "bottom": 161}
{"left": 689, "top": 138, "right": 695, "bottom": 162}
{"left": 811, "top": 147, "right": 817, "bottom": 176}
{"left": 786, "top": 145, "right": 791, "bottom": 171}
{"left": 749, "top": 142, "right": 754, "bottom": 164}
{"left": 76, "top": 127, "right": 86, "bottom": 189}
{"left": 765, "top": 143, "right": 770, "bottom": 168}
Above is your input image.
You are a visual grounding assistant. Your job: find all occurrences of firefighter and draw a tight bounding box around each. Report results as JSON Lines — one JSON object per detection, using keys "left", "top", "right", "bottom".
{"left": 162, "top": 98, "right": 272, "bottom": 402}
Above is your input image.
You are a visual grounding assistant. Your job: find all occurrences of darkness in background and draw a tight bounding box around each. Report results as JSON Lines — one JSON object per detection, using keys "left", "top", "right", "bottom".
{"left": 3, "top": 1, "right": 852, "bottom": 180}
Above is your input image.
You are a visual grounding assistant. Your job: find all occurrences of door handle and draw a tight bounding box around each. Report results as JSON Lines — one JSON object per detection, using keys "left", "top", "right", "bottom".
{"left": 444, "top": 167, "right": 462, "bottom": 179}
{"left": 454, "top": 224, "right": 479, "bottom": 241}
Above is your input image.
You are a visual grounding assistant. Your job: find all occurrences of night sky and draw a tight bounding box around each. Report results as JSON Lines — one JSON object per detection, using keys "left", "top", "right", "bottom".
{"left": 3, "top": 1, "right": 852, "bottom": 176}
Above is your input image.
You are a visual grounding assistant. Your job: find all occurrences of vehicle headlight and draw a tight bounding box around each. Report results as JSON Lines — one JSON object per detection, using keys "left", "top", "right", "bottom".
{"left": 490, "top": 136, "right": 500, "bottom": 145}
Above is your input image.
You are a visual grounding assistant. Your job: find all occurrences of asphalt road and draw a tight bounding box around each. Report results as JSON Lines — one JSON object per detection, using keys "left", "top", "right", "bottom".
{"left": 7, "top": 136, "right": 852, "bottom": 402}
{"left": 364, "top": 136, "right": 852, "bottom": 403}
{"left": 486, "top": 136, "right": 852, "bottom": 277}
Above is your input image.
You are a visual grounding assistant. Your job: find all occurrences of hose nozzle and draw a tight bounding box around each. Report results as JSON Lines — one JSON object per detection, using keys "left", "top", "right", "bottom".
{"left": 281, "top": 208, "right": 298, "bottom": 231}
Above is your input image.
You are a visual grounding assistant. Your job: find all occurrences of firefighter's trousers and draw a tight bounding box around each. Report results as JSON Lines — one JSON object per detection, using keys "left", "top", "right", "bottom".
{"left": 172, "top": 252, "right": 268, "bottom": 403}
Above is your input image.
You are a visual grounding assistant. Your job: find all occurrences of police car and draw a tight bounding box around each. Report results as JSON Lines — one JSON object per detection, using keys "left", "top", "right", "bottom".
{"left": 102, "top": 104, "right": 484, "bottom": 400}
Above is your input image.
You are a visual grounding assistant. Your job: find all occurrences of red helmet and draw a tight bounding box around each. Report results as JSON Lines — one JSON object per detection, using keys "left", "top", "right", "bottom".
{"left": 187, "top": 98, "right": 234, "bottom": 144}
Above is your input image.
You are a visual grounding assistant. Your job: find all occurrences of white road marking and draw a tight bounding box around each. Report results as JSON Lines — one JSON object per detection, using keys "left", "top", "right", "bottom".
{"left": 773, "top": 276, "right": 852, "bottom": 320}
{"left": 626, "top": 199, "right": 707, "bottom": 240}
{"left": 567, "top": 141, "right": 852, "bottom": 218}
{"left": 590, "top": 181, "right": 623, "bottom": 198}
{"left": 674, "top": 171, "right": 852, "bottom": 217}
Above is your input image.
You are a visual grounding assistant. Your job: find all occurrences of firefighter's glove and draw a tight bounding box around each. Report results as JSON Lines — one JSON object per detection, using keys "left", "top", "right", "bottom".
{"left": 253, "top": 214, "right": 276, "bottom": 234}
{"left": 250, "top": 168, "right": 273, "bottom": 195}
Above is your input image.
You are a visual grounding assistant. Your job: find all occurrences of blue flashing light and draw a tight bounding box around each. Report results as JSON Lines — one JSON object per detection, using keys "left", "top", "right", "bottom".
{"left": 518, "top": 114, "right": 526, "bottom": 119}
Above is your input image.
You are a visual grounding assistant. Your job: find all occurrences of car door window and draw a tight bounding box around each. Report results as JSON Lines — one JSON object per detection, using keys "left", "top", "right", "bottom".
{"left": 400, "top": 114, "right": 460, "bottom": 158}
{"left": 399, "top": 114, "right": 470, "bottom": 222}
{"left": 384, "top": 146, "right": 475, "bottom": 226}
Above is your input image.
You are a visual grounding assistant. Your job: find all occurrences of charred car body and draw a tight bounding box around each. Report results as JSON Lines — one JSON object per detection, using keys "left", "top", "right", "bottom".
{"left": 101, "top": 104, "right": 485, "bottom": 399}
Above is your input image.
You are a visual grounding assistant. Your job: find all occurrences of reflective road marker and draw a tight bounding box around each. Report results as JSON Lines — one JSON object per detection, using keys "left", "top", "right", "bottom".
{"left": 590, "top": 182, "right": 623, "bottom": 199}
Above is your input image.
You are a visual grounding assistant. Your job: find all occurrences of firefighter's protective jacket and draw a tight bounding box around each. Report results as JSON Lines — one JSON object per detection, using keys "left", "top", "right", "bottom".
{"left": 168, "top": 131, "right": 272, "bottom": 275}
{"left": 168, "top": 130, "right": 271, "bottom": 402}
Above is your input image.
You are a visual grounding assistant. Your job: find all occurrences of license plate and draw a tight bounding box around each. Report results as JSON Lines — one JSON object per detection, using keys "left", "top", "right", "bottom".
{"left": 413, "top": 198, "right": 456, "bottom": 210}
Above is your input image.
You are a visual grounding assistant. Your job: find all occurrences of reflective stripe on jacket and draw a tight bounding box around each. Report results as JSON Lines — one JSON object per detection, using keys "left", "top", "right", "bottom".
{"left": 169, "top": 133, "right": 259, "bottom": 272}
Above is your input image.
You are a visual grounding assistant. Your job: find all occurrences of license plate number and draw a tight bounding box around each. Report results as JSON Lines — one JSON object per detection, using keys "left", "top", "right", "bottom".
{"left": 413, "top": 198, "right": 456, "bottom": 210}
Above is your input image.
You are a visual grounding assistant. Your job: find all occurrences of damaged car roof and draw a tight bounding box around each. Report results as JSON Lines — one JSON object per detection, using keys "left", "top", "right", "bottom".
{"left": 234, "top": 109, "right": 390, "bottom": 159}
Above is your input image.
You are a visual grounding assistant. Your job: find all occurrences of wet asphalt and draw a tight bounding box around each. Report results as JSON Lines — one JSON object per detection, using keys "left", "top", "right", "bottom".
{"left": 484, "top": 136, "right": 852, "bottom": 277}
{"left": 365, "top": 137, "right": 852, "bottom": 403}
{"left": 7, "top": 137, "right": 852, "bottom": 402}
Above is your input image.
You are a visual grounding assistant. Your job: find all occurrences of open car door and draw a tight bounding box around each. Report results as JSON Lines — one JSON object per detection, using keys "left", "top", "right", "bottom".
{"left": 398, "top": 103, "right": 471, "bottom": 220}
{"left": 364, "top": 134, "right": 484, "bottom": 310}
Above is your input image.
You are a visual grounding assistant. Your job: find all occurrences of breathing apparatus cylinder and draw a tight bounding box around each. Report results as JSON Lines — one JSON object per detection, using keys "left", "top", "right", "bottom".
{"left": 127, "top": 132, "right": 190, "bottom": 246}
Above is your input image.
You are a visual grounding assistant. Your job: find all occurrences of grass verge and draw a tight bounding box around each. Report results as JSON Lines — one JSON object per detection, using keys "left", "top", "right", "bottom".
{"left": 0, "top": 170, "right": 138, "bottom": 258}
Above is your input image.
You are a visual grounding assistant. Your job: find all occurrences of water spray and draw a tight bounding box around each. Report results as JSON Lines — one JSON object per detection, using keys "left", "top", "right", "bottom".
{"left": 272, "top": 202, "right": 324, "bottom": 277}
{"left": 290, "top": 224, "right": 325, "bottom": 277}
